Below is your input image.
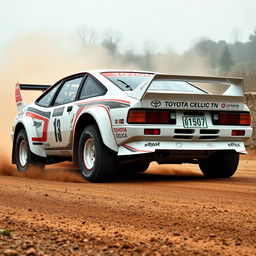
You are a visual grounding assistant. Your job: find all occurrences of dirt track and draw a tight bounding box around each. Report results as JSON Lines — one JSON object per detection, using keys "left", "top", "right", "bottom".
{"left": 0, "top": 154, "right": 255, "bottom": 256}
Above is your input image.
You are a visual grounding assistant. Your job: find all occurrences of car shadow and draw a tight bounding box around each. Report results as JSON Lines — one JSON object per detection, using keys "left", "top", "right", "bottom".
{"left": 46, "top": 163, "right": 242, "bottom": 184}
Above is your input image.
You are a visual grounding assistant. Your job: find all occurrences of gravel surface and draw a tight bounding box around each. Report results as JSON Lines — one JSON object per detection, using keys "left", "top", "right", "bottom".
{"left": 0, "top": 154, "right": 255, "bottom": 256}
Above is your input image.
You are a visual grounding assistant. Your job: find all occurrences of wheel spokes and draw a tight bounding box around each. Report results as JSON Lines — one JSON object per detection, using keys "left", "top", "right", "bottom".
{"left": 83, "top": 138, "right": 96, "bottom": 170}
{"left": 19, "top": 140, "right": 28, "bottom": 167}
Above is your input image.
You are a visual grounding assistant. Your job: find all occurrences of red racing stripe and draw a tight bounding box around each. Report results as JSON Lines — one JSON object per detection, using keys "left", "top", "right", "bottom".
{"left": 26, "top": 112, "right": 49, "bottom": 142}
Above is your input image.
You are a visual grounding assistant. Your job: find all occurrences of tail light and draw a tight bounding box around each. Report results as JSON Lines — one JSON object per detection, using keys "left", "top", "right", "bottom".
{"left": 212, "top": 112, "right": 251, "bottom": 126}
{"left": 127, "top": 109, "right": 176, "bottom": 124}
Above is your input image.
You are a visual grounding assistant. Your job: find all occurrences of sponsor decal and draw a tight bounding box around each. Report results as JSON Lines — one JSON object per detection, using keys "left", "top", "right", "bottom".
{"left": 16, "top": 110, "right": 25, "bottom": 120}
{"left": 33, "top": 120, "right": 42, "bottom": 128}
{"left": 163, "top": 101, "right": 240, "bottom": 109}
{"left": 176, "top": 142, "right": 183, "bottom": 148}
{"left": 221, "top": 103, "right": 240, "bottom": 110}
{"left": 26, "top": 111, "right": 49, "bottom": 142}
{"left": 144, "top": 142, "right": 160, "bottom": 147}
{"left": 206, "top": 143, "right": 215, "bottom": 148}
{"left": 228, "top": 142, "right": 241, "bottom": 147}
{"left": 113, "top": 127, "right": 127, "bottom": 138}
{"left": 151, "top": 100, "right": 161, "bottom": 107}
{"left": 115, "top": 119, "right": 124, "bottom": 124}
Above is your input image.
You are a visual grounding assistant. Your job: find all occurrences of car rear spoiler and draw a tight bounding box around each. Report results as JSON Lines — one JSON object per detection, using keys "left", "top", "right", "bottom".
{"left": 19, "top": 84, "right": 50, "bottom": 91}
{"left": 129, "top": 74, "right": 244, "bottom": 100}
{"left": 15, "top": 83, "right": 50, "bottom": 112}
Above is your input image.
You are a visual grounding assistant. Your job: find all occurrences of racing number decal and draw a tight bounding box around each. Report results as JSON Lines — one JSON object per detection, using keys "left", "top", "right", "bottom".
{"left": 53, "top": 118, "right": 62, "bottom": 142}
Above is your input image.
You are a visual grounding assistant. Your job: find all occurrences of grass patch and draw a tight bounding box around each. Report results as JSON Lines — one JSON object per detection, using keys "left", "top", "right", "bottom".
{"left": 0, "top": 229, "right": 12, "bottom": 237}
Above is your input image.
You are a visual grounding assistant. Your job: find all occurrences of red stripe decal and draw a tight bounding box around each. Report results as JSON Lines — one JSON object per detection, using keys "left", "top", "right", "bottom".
{"left": 124, "top": 144, "right": 153, "bottom": 153}
{"left": 102, "top": 72, "right": 152, "bottom": 77}
{"left": 26, "top": 112, "right": 49, "bottom": 142}
{"left": 15, "top": 83, "right": 23, "bottom": 105}
{"left": 72, "top": 105, "right": 117, "bottom": 145}
{"left": 78, "top": 99, "right": 130, "bottom": 105}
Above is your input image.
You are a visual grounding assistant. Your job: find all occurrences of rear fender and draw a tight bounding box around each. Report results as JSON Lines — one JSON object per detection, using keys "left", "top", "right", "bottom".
{"left": 74, "top": 105, "right": 118, "bottom": 152}
{"left": 13, "top": 117, "right": 47, "bottom": 162}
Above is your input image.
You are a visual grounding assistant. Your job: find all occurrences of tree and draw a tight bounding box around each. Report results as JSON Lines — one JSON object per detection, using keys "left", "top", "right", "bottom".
{"left": 219, "top": 45, "right": 234, "bottom": 73}
{"left": 190, "top": 38, "right": 219, "bottom": 68}
{"left": 101, "top": 30, "right": 122, "bottom": 55}
{"left": 78, "top": 26, "right": 98, "bottom": 46}
{"left": 248, "top": 29, "right": 256, "bottom": 62}
{"left": 142, "top": 40, "right": 155, "bottom": 70}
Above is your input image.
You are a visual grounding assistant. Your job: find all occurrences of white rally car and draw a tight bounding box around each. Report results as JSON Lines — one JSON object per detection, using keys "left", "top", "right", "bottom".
{"left": 12, "top": 70, "right": 252, "bottom": 182}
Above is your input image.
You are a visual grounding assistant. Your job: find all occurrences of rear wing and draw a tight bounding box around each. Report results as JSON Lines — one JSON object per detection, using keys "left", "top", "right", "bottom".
{"left": 129, "top": 74, "right": 244, "bottom": 100}
{"left": 15, "top": 83, "right": 51, "bottom": 111}
{"left": 19, "top": 84, "right": 50, "bottom": 91}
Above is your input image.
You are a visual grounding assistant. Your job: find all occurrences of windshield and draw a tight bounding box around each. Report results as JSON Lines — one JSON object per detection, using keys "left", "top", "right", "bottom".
{"left": 102, "top": 72, "right": 153, "bottom": 91}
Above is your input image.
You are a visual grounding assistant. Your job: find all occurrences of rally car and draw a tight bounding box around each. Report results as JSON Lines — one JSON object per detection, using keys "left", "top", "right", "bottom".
{"left": 12, "top": 70, "right": 252, "bottom": 182}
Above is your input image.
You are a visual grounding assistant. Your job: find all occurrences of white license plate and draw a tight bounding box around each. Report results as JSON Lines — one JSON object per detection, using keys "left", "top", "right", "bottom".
{"left": 182, "top": 116, "right": 207, "bottom": 128}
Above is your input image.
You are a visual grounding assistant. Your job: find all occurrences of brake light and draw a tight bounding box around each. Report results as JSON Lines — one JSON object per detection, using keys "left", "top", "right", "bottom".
{"left": 127, "top": 110, "right": 175, "bottom": 124}
{"left": 232, "top": 130, "right": 245, "bottom": 136}
{"left": 144, "top": 129, "right": 160, "bottom": 135}
{"left": 212, "top": 112, "right": 251, "bottom": 126}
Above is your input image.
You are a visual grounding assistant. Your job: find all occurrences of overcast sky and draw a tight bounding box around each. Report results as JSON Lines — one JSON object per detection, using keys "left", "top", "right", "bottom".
{"left": 1, "top": 0, "right": 255, "bottom": 53}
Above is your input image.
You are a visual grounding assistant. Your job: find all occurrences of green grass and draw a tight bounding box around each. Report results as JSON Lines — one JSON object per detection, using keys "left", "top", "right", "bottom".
{"left": 0, "top": 229, "right": 12, "bottom": 237}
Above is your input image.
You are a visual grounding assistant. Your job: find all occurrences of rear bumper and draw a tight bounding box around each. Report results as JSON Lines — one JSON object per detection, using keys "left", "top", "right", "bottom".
{"left": 118, "top": 141, "right": 246, "bottom": 156}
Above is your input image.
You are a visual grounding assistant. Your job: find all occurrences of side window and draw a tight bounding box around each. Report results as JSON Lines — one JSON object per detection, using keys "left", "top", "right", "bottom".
{"left": 37, "top": 82, "right": 62, "bottom": 107}
{"left": 79, "top": 76, "right": 106, "bottom": 100}
{"left": 54, "top": 77, "right": 83, "bottom": 105}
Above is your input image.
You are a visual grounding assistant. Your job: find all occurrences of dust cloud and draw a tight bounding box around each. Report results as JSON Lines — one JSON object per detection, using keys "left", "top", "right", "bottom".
{"left": 0, "top": 153, "right": 85, "bottom": 182}
{"left": 0, "top": 30, "right": 210, "bottom": 180}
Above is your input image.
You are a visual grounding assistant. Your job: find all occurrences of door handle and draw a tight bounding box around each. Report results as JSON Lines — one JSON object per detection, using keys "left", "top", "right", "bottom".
{"left": 67, "top": 106, "right": 73, "bottom": 113}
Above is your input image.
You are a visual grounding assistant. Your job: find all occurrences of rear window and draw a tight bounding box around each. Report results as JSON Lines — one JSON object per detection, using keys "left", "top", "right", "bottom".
{"left": 102, "top": 72, "right": 153, "bottom": 91}
{"left": 102, "top": 72, "right": 207, "bottom": 94}
{"left": 149, "top": 80, "right": 207, "bottom": 94}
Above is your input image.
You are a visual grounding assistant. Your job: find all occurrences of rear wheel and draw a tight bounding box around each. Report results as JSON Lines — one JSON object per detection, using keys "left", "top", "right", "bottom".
{"left": 78, "top": 125, "right": 118, "bottom": 182}
{"left": 14, "top": 129, "right": 45, "bottom": 172}
{"left": 121, "top": 162, "right": 150, "bottom": 172}
{"left": 199, "top": 150, "right": 239, "bottom": 178}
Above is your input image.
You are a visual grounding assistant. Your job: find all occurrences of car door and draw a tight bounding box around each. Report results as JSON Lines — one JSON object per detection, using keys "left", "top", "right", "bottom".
{"left": 46, "top": 76, "right": 84, "bottom": 151}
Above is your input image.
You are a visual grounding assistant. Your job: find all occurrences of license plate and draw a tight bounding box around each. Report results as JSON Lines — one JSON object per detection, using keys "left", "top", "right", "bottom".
{"left": 182, "top": 116, "right": 207, "bottom": 128}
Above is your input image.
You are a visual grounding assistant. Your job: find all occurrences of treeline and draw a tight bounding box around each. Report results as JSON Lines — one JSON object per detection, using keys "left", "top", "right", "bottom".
{"left": 187, "top": 30, "right": 256, "bottom": 91}
{"left": 78, "top": 27, "right": 256, "bottom": 91}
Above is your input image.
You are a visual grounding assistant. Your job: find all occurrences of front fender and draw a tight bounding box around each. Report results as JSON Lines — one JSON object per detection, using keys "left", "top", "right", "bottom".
{"left": 76, "top": 105, "right": 118, "bottom": 152}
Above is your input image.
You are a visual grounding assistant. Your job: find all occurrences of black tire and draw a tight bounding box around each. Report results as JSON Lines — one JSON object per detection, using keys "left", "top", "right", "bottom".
{"left": 199, "top": 150, "right": 239, "bottom": 178}
{"left": 14, "top": 129, "right": 45, "bottom": 172}
{"left": 121, "top": 162, "right": 150, "bottom": 173}
{"left": 78, "top": 125, "right": 118, "bottom": 182}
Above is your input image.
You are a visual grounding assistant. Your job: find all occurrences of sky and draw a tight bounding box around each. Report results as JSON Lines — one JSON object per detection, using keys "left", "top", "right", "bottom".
{"left": 0, "top": 0, "right": 256, "bottom": 53}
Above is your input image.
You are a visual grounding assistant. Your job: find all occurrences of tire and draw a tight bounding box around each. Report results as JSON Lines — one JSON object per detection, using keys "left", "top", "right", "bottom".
{"left": 199, "top": 150, "right": 239, "bottom": 178}
{"left": 14, "top": 129, "right": 45, "bottom": 172}
{"left": 121, "top": 162, "right": 150, "bottom": 173}
{"left": 78, "top": 125, "right": 118, "bottom": 182}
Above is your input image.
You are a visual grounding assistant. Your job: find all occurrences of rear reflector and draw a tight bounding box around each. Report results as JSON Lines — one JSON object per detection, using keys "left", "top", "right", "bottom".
{"left": 232, "top": 130, "right": 245, "bottom": 136}
{"left": 212, "top": 112, "right": 251, "bottom": 126}
{"left": 127, "top": 110, "right": 175, "bottom": 124}
{"left": 144, "top": 129, "right": 160, "bottom": 135}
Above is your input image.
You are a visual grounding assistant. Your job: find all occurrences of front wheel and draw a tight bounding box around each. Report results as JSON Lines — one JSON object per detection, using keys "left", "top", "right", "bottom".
{"left": 14, "top": 129, "right": 45, "bottom": 172}
{"left": 78, "top": 125, "right": 118, "bottom": 182}
{"left": 199, "top": 150, "right": 239, "bottom": 178}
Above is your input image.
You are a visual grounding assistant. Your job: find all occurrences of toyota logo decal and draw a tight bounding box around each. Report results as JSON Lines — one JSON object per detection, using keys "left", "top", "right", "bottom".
{"left": 151, "top": 100, "right": 161, "bottom": 107}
